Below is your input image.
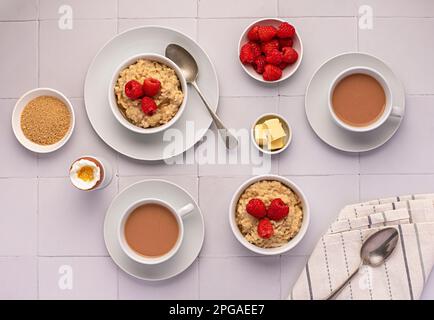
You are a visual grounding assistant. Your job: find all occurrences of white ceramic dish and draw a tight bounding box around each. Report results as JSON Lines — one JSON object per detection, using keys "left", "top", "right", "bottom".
{"left": 328, "top": 66, "right": 403, "bottom": 133}
{"left": 104, "top": 179, "right": 204, "bottom": 281}
{"left": 108, "top": 53, "right": 188, "bottom": 134}
{"left": 238, "top": 18, "right": 303, "bottom": 84}
{"left": 305, "top": 52, "right": 405, "bottom": 153}
{"left": 251, "top": 113, "right": 292, "bottom": 155}
{"left": 118, "top": 198, "right": 194, "bottom": 265}
{"left": 84, "top": 26, "right": 219, "bottom": 161}
{"left": 11, "top": 88, "right": 75, "bottom": 153}
{"left": 229, "top": 175, "right": 310, "bottom": 256}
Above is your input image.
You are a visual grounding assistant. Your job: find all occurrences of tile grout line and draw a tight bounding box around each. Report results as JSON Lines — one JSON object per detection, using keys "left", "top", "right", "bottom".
{"left": 279, "top": 254, "right": 282, "bottom": 299}
{"left": 9, "top": 172, "right": 434, "bottom": 180}
{"left": 197, "top": 256, "right": 201, "bottom": 299}
{"left": 116, "top": 0, "right": 120, "bottom": 34}
{"left": 116, "top": 0, "right": 120, "bottom": 300}
{"left": 4, "top": 15, "right": 434, "bottom": 23}
{"left": 36, "top": 178, "right": 40, "bottom": 299}
{"left": 3, "top": 93, "right": 434, "bottom": 100}
{"left": 197, "top": 176, "right": 201, "bottom": 299}
{"left": 356, "top": 15, "right": 359, "bottom": 51}
{"left": 36, "top": 0, "right": 40, "bottom": 300}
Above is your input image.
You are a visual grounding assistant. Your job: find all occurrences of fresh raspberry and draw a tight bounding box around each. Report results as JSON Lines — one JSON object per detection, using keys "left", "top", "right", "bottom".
{"left": 258, "top": 25, "right": 277, "bottom": 42}
{"left": 282, "top": 47, "right": 298, "bottom": 64}
{"left": 124, "top": 80, "right": 144, "bottom": 100}
{"left": 142, "top": 78, "right": 161, "bottom": 97}
{"left": 141, "top": 97, "right": 158, "bottom": 116}
{"left": 267, "top": 198, "right": 289, "bottom": 221}
{"left": 246, "top": 198, "right": 267, "bottom": 219}
{"left": 253, "top": 55, "right": 266, "bottom": 74}
{"left": 279, "top": 38, "right": 293, "bottom": 49}
{"left": 239, "top": 43, "right": 255, "bottom": 64}
{"left": 265, "top": 49, "right": 283, "bottom": 66}
{"left": 257, "top": 218, "right": 274, "bottom": 239}
{"left": 248, "top": 42, "right": 262, "bottom": 58}
{"left": 261, "top": 39, "right": 279, "bottom": 55}
{"left": 278, "top": 62, "right": 289, "bottom": 70}
{"left": 263, "top": 64, "right": 282, "bottom": 81}
{"left": 247, "top": 25, "right": 260, "bottom": 41}
{"left": 277, "top": 22, "right": 295, "bottom": 38}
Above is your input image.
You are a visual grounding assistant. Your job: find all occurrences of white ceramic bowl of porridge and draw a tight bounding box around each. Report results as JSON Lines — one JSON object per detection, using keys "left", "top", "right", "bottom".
{"left": 108, "top": 53, "right": 188, "bottom": 134}
{"left": 229, "top": 175, "right": 310, "bottom": 255}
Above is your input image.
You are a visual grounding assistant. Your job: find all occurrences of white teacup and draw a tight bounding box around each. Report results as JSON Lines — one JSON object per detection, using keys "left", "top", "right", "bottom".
{"left": 118, "top": 198, "right": 194, "bottom": 265}
{"left": 328, "top": 66, "right": 403, "bottom": 133}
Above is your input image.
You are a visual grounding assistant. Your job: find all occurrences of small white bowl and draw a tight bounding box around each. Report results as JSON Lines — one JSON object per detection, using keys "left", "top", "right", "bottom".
{"left": 251, "top": 113, "right": 292, "bottom": 155}
{"left": 229, "top": 175, "right": 310, "bottom": 255}
{"left": 11, "top": 88, "right": 75, "bottom": 153}
{"left": 238, "top": 18, "right": 303, "bottom": 84}
{"left": 108, "top": 53, "right": 188, "bottom": 135}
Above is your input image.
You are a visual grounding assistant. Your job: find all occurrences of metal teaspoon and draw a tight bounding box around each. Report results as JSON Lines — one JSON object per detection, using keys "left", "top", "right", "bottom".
{"left": 165, "top": 44, "right": 239, "bottom": 149}
{"left": 326, "top": 227, "right": 399, "bottom": 300}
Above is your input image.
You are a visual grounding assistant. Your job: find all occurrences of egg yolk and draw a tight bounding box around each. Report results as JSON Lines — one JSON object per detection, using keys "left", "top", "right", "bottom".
{"left": 77, "top": 166, "right": 94, "bottom": 182}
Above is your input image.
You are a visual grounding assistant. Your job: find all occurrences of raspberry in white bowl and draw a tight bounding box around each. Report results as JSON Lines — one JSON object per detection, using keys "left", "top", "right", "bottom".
{"left": 238, "top": 18, "right": 303, "bottom": 83}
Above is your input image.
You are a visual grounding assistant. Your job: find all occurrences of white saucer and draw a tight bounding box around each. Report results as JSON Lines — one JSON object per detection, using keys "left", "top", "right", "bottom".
{"left": 84, "top": 26, "right": 219, "bottom": 161}
{"left": 305, "top": 52, "right": 405, "bottom": 152}
{"left": 104, "top": 179, "right": 204, "bottom": 281}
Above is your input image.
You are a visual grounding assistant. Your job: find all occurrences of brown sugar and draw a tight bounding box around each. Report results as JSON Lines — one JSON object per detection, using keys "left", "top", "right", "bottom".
{"left": 20, "top": 96, "right": 71, "bottom": 145}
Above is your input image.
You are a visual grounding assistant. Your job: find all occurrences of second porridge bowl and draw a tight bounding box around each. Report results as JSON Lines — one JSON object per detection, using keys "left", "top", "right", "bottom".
{"left": 229, "top": 175, "right": 310, "bottom": 255}
{"left": 108, "top": 53, "right": 188, "bottom": 134}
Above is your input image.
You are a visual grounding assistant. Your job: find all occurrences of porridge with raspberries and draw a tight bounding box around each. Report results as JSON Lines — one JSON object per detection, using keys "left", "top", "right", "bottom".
{"left": 235, "top": 180, "right": 303, "bottom": 248}
{"left": 114, "top": 59, "right": 184, "bottom": 128}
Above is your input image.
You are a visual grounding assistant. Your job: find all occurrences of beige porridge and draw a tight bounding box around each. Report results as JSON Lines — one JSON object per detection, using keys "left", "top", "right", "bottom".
{"left": 114, "top": 59, "right": 184, "bottom": 128}
{"left": 236, "top": 180, "right": 303, "bottom": 248}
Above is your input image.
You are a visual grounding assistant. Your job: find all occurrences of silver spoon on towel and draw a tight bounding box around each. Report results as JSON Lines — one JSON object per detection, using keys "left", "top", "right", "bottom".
{"left": 326, "top": 227, "right": 399, "bottom": 300}
{"left": 165, "top": 44, "right": 238, "bottom": 150}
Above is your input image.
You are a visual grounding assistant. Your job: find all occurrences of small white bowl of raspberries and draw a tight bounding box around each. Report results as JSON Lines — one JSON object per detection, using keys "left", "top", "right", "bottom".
{"left": 238, "top": 18, "right": 303, "bottom": 83}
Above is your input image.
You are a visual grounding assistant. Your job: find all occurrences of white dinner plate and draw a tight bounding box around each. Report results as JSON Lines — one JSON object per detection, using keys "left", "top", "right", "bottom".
{"left": 305, "top": 52, "right": 405, "bottom": 152}
{"left": 84, "top": 26, "right": 219, "bottom": 161}
{"left": 104, "top": 179, "right": 204, "bottom": 281}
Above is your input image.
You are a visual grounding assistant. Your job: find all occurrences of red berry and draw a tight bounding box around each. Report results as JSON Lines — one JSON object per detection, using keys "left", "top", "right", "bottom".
{"left": 141, "top": 97, "right": 158, "bottom": 116}
{"left": 278, "top": 62, "right": 289, "bottom": 70}
{"left": 257, "top": 218, "right": 274, "bottom": 239}
{"left": 267, "top": 198, "right": 290, "bottom": 221}
{"left": 246, "top": 198, "right": 267, "bottom": 219}
{"left": 258, "top": 25, "right": 277, "bottom": 42}
{"left": 247, "top": 25, "right": 260, "bottom": 41}
{"left": 142, "top": 78, "right": 161, "bottom": 97}
{"left": 263, "top": 64, "right": 282, "bottom": 81}
{"left": 124, "top": 80, "right": 144, "bottom": 100}
{"left": 239, "top": 43, "right": 255, "bottom": 64}
{"left": 279, "top": 38, "right": 293, "bottom": 49}
{"left": 261, "top": 39, "right": 279, "bottom": 55}
{"left": 277, "top": 22, "right": 295, "bottom": 38}
{"left": 265, "top": 49, "right": 283, "bottom": 66}
{"left": 253, "top": 55, "right": 266, "bottom": 74}
{"left": 249, "top": 42, "right": 262, "bottom": 58}
{"left": 282, "top": 47, "right": 298, "bottom": 64}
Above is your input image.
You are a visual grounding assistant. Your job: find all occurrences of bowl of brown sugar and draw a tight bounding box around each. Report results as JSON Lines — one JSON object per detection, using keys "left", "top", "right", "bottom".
{"left": 12, "top": 88, "right": 75, "bottom": 153}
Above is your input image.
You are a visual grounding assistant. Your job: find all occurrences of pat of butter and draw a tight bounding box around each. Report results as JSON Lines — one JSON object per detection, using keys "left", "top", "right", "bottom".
{"left": 267, "top": 137, "right": 285, "bottom": 151}
{"left": 254, "top": 123, "right": 268, "bottom": 146}
{"left": 264, "top": 118, "right": 286, "bottom": 141}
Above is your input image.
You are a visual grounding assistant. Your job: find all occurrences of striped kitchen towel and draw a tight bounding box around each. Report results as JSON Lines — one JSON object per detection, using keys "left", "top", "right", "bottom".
{"left": 289, "top": 194, "right": 434, "bottom": 300}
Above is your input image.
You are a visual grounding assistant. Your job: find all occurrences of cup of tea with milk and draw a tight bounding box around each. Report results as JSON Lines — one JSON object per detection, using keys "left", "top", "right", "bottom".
{"left": 328, "top": 66, "right": 403, "bottom": 132}
{"left": 118, "top": 198, "right": 194, "bottom": 265}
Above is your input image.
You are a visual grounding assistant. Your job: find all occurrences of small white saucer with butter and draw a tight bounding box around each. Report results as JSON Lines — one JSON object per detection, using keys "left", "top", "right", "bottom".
{"left": 251, "top": 113, "right": 292, "bottom": 155}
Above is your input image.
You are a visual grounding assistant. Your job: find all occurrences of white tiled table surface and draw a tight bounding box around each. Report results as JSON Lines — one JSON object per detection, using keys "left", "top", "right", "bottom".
{"left": 1, "top": 0, "right": 434, "bottom": 300}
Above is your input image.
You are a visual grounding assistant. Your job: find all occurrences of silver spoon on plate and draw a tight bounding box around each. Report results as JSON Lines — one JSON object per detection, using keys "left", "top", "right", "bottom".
{"left": 165, "top": 44, "right": 238, "bottom": 150}
{"left": 326, "top": 227, "right": 399, "bottom": 300}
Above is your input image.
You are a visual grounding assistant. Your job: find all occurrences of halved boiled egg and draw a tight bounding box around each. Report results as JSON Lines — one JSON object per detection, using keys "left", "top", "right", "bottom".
{"left": 69, "top": 159, "right": 101, "bottom": 190}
